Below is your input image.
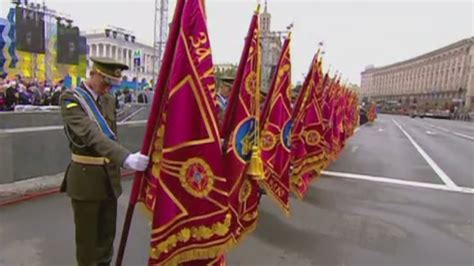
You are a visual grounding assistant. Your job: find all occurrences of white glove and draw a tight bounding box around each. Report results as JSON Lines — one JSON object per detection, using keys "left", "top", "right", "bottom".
{"left": 123, "top": 152, "right": 149, "bottom": 171}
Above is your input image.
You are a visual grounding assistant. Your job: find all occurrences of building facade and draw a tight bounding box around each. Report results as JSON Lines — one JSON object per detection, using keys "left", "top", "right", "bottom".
{"left": 85, "top": 28, "right": 158, "bottom": 84}
{"left": 361, "top": 37, "right": 474, "bottom": 112}
{"left": 260, "top": 1, "right": 283, "bottom": 93}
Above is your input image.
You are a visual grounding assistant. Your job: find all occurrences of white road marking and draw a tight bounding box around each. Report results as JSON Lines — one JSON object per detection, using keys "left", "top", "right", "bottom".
{"left": 322, "top": 170, "right": 473, "bottom": 194}
{"left": 426, "top": 130, "right": 437, "bottom": 136}
{"left": 425, "top": 123, "right": 474, "bottom": 141}
{"left": 437, "top": 127, "right": 450, "bottom": 133}
{"left": 392, "top": 119, "right": 459, "bottom": 189}
{"left": 377, "top": 128, "right": 384, "bottom": 132}
{"left": 351, "top": 146, "right": 359, "bottom": 153}
{"left": 452, "top": 132, "right": 474, "bottom": 141}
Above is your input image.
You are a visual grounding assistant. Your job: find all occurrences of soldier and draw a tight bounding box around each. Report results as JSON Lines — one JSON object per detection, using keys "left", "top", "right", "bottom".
{"left": 216, "top": 76, "right": 234, "bottom": 126}
{"left": 217, "top": 76, "right": 233, "bottom": 106}
{"left": 60, "top": 57, "right": 149, "bottom": 266}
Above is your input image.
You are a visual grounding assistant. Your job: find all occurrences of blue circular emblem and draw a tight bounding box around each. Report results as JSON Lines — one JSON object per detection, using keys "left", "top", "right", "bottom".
{"left": 234, "top": 117, "right": 256, "bottom": 161}
{"left": 282, "top": 120, "right": 292, "bottom": 150}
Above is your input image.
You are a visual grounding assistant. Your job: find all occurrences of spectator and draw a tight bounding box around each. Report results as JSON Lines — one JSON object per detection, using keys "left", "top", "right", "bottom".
{"left": 145, "top": 87, "right": 154, "bottom": 103}
{"left": 32, "top": 84, "right": 43, "bottom": 105}
{"left": 115, "top": 91, "right": 124, "bottom": 109}
{"left": 0, "top": 78, "right": 6, "bottom": 111}
{"left": 50, "top": 80, "right": 65, "bottom": 106}
{"left": 5, "top": 81, "right": 19, "bottom": 110}
{"left": 18, "top": 84, "right": 33, "bottom": 105}
{"left": 43, "top": 86, "right": 51, "bottom": 105}
{"left": 137, "top": 91, "right": 148, "bottom": 103}
{"left": 123, "top": 88, "right": 132, "bottom": 103}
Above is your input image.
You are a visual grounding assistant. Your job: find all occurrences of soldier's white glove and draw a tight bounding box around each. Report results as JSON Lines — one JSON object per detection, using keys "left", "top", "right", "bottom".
{"left": 123, "top": 152, "right": 149, "bottom": 171}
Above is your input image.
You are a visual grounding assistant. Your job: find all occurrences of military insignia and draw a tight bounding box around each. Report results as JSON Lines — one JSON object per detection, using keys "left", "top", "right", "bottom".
{"left": 281, "top": 120, "right": 292, "bottom": 150}
{"left": 245, "top": 72, "right": 257, "bottom": 95}
{"left": 66, "top": 102, "right": 78, "bottom": 109}
{"left": 238, "top": 179, "right": 252, "bottom": 203}
{"left": 305, "top": 130, "right": 321, "bottom": 146}
{"left": 261, "top": 130, "right": 276, "bottom": 151}
{"left": 179, "top": 158, "right": 214, "bottom": 198}
{"left": 233, "top": 117, "right": 256, "bottom": 162}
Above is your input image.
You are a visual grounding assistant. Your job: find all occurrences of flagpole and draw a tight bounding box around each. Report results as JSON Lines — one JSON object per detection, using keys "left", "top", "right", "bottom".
{"left": 115, "top": 1, "right": 185, "bottom": 265}
{"left": 247, "top": 4, "right": 266, "bottom": 179}
{"left": 255, "top": 4, "right": 261, "bottom": 146}
{"left": 260, "top": 30, "right": 291, "bottom": 129}
{"left": 221, "top": 4, "right": 260, "bottom": 138}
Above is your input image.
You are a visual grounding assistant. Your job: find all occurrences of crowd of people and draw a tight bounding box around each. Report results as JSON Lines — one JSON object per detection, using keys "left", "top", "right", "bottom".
{"left": 114, "top": 87, "right": 154, "bottom": 109}
{"left": 0, "top": 73, "right": 67, "bottom": 111}
{"left": 0, "top": 73, "right": 156, "bottom": 112}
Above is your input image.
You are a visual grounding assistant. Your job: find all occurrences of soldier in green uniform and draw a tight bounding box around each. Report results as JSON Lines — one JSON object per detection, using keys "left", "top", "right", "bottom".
{"left": 60, "top": 57, "right": 149, "bottom": 266}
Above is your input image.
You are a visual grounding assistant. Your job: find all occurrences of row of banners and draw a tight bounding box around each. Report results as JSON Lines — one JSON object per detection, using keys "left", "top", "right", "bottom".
{"left": 117, "top": 1, "right": 373, "bottom": 265}
{"left": 0, "top": 7, "right": 87, "bottom": 84}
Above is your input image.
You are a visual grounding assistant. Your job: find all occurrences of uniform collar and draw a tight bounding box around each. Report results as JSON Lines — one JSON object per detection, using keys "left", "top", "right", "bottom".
{"left": 82, "top": 81, "right": 99, "bottom": 102}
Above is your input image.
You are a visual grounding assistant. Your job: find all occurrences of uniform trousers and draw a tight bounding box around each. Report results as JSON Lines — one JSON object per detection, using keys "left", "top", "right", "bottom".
{"left": 71, "top": 198, "right": 117, "bottom": 266}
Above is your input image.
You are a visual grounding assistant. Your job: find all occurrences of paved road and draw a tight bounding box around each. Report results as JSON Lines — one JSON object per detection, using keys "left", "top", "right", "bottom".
{"left": 424, "top": 117, "right": 474, "bottom": 137}
{"left": 394, "top": 115, "right": 474, "bottom": 188}
{"left": 328, "top": 115, "right": 442, "bottom": 184}
{"left": 1, "top": 114, "right": 473, "bottom": 266}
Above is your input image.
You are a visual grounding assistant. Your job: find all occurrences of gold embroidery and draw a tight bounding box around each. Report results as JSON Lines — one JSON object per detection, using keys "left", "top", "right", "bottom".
{"left": 292, "top": 152, "right": 327, "bottom": 174}
{"left": 151, "top": 213, "right": 232, "bottom": 258}
{"left": 245, "top": 72, "right": 257, "bottom": 96}
{"left": 179, "top": 157, "right": 215, "bottom": 198}
{"left": 238, "top": 179, "right": 252, "bottom": 203}
{"left": 305, "top": 130, "right": 321, "bottom": 146}
{"left": 261, "top": 130, "right": 277, "bottom": 151}
{"left": 242, "top": 210, "right": 258, "bottom": 222}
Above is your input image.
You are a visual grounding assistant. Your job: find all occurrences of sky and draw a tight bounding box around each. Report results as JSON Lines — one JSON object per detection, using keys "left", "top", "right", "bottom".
{"left": 1, "top": 0, "right": 473, "bottom": 85}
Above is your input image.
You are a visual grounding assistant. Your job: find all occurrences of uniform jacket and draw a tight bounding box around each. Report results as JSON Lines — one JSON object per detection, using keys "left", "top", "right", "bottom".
{"left": 60, "top": 84, "right": 130, "bottom": 200}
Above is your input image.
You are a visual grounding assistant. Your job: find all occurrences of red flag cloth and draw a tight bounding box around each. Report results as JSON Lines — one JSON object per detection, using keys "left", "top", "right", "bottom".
{"left": 368, "top": 102, "right": 377, "bottom": 122}
{"left": 290, "top": 52, "right": 327, "bottom": 199}
{"left": 318, "top": 72, "right": 333, "bottom": 168}
{"left": 329, "top": 80, "right": 342, "bottom": 160}
{"left": 221, "top": 8, "right": 261, "bottom": 243}
{"left": 321, "top": 74, "right": 335, "bottom": 162}
{"left": 139, "top": 1, "right": 233, "bottom": 264}
{"left": 259, "top": 35, "right": 292, "bottom": 214}
{"left": 337, "top": 88, "right": 349, "bottom": 152}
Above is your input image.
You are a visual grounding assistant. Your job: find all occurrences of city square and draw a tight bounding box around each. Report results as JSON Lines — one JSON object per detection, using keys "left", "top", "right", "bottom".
{"left": 0, "top": 0, "right": 473, "bottom": 265}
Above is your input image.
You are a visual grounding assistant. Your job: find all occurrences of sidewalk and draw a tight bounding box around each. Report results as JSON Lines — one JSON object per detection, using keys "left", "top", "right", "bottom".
{"left": 0, "top": 171, "right": 135, "bottom": 207}
{"left": 0, "top": 173, "right": 63, "bottom": 206}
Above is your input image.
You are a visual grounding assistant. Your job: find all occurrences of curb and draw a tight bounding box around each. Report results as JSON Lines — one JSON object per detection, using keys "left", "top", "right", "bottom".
{"left": 0, "top": 171, "right": 136, "bottom": 208}
{"left": 0, "top": 187, "right": 60, "bottom": 207}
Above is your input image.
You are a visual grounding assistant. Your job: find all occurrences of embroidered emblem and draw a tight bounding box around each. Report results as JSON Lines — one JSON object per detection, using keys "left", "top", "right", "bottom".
{"left": 261, "top": 130, "right": 276, "bottom": 151}
{"left": 233, "top": 117, "right": 256, "bottom": 161}
{"left": 179, "top": 158, "right": 214, "bottom": 198}
{"left": 281, "top": 120, "right": 292, "bottom": 150}
{"left": 245, "top": 72, "right": 257, "bottom": 95}
{"left": 305, "top": 130, "right": 321, "bottom": 146}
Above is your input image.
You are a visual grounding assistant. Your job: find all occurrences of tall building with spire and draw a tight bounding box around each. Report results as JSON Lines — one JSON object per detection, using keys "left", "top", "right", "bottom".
{"left": 260, "top": 0, "right": 284, "bottom": 93}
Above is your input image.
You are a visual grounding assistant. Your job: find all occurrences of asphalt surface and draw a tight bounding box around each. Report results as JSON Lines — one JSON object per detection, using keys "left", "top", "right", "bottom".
{"left": 1, "top": 114, "right": 473, "bottom": 266}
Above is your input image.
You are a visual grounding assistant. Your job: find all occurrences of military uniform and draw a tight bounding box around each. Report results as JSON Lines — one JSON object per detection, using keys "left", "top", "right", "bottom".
{"left": 60, "top": 57, "right": 130, "bottom": 266}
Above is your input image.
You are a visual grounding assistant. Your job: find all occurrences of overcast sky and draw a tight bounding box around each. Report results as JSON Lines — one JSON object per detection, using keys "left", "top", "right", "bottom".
{"left": 1, "top": 0, "right": 473, "bottom": 85}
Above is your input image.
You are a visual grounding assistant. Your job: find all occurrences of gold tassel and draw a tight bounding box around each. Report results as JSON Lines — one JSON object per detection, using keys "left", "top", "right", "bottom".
{"left": 247, "top": 145, "right": 265, "bottom": 180}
